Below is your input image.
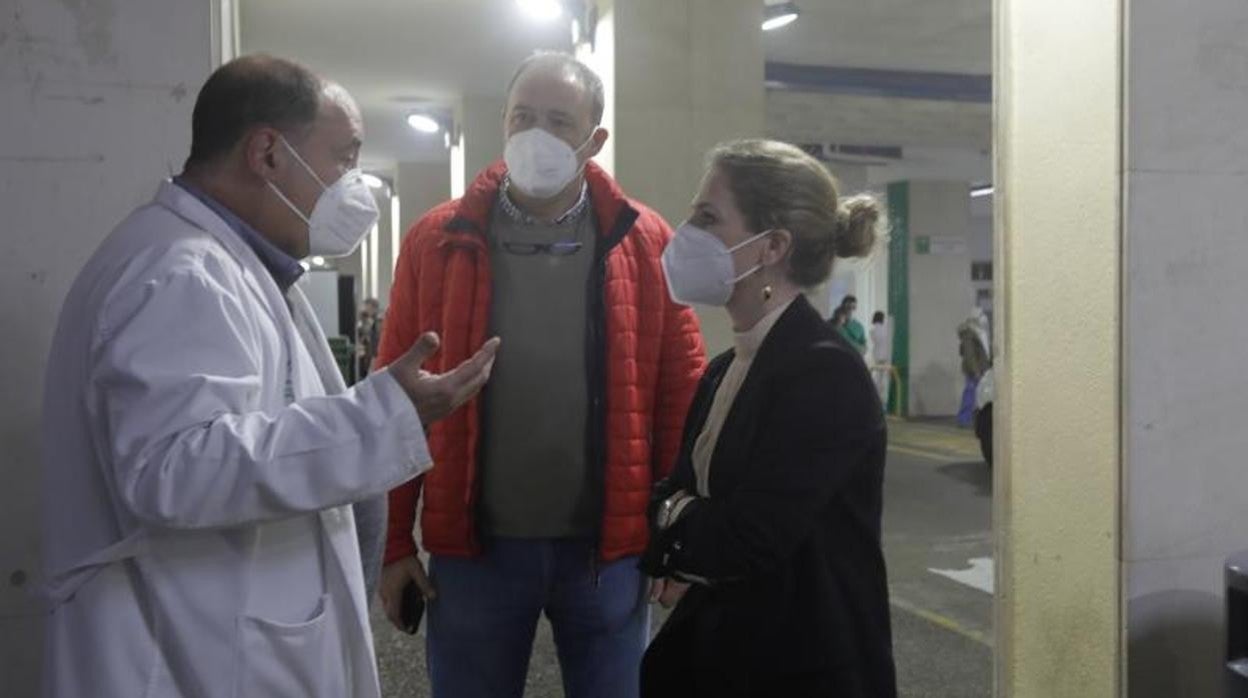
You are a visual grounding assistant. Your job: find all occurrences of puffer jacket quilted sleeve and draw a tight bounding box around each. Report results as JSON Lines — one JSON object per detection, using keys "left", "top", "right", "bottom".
{"left": 374, "top": 202, "right": 459, "bottom": 564}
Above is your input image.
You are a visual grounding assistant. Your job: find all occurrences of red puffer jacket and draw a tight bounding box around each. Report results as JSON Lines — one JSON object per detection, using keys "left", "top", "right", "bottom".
{"left": 378, "top": 161, "right": 706, "bottom": 564}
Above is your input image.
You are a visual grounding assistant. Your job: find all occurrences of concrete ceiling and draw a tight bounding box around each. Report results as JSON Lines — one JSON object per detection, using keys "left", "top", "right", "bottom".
{"left": 768, "top": 91, "right": 991, "bottom": 150}
{"left": 763, "top": 0, "right": 990, "bottom": 74}
{"left": 239, "top": 0, "right": 574, "bottom": 169}
{"left": 240, "top": 0, "right": 992, "bottom": 174}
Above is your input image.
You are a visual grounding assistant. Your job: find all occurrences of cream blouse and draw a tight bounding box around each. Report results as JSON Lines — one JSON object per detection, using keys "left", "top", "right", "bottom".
{"left": 690, "top": 298, "right": 796, "bottom": 497}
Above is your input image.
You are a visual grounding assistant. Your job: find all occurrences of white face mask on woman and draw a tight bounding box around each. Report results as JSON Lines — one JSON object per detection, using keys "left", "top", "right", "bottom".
{"left": 661, "top": 223, "right": 772, "bottom": 307}
{"left": 503, "top": 128, "right": 596, "bottom": 200}
{"left": 267, "top": 136, "right": 380, "bottom": 258}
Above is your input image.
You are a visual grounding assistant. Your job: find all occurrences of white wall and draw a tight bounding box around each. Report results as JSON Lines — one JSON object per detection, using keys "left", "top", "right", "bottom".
{"left": 906, "top": 180, "right": 974, "bottom": 417}
{"left": 1124, "top": 1, "right": 1248, "bottom": 694}
{"left": 0, "top": 0, "right": 217, "bottom": 692}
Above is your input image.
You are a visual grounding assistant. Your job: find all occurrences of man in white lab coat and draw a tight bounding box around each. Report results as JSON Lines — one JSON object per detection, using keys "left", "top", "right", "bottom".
{"left": 39, "top": 54, "right": 499, "bottom": 698}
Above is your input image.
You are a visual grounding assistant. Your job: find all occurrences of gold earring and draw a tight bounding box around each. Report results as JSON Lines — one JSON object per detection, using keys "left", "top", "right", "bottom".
{"left": 763, "top": 285, "right": 773, "bottom": 301}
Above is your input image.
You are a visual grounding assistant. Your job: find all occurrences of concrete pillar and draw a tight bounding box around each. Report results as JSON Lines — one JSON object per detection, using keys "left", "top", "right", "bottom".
{"left": 582, "top": 0, "right": 765, "bottom": 354}
{"left": 1121, "top": 1, "right": 1248, "bottom": 695}
{"left": 454, "top": 95, "right": 506, "bottom": 195}
{"left": 0, "top": 0, "right": 223, "bottom": 693}
{"left": 383, "top": 159, "right": 452, "bottom": 318}
{"left": 397, "top": 160, "right": 451, "bottom": 239}
{"left": 995, "top": 0, "right": 1122, "bottom": 695}
{"left": 886, "top": 180, "right": 976, "bottom": 417}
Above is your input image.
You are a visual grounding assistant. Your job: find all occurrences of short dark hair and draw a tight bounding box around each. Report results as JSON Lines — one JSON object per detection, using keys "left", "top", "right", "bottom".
{"left": 506, "top": 51, "right": 605, "bottom": 126}
{"left": 873, "top": 311, "right": 886, "bottom": 324}
{"left": 186, "top": 54, "right": 323, "bottom": 167}
{"left": 843, "top": 295, "right": 858, "bottom": 306}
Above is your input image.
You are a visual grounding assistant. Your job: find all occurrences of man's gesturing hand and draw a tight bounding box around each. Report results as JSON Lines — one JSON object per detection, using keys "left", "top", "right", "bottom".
{"left": 388, "top": 332, "right": 501, "bottom": 427}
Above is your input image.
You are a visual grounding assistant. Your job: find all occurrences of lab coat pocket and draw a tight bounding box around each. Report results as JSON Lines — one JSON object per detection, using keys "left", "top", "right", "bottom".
{"left": 236, "top": 593, "right": 346, "bottom": 698}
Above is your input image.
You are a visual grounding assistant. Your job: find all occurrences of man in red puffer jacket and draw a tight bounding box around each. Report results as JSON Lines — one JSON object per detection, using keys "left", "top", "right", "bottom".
{"left": 375, "top": 52, "right": 706, "bottom": 698}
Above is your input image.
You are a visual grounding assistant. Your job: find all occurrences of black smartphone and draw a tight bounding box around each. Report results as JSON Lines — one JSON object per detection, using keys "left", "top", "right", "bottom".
{"left": 400, "top": 581, "right": 426, "bottom": 635}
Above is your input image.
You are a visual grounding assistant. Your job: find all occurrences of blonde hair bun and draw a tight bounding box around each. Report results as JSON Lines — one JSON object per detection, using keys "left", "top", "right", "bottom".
{"left": 835, "top": 194, "right": 882, "bottom": 259}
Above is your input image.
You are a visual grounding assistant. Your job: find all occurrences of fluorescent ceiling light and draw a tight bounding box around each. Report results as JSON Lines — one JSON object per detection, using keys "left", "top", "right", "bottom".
{"left": 406, "top": 113, "right": 441, "bottom": 134}
{"left": 763, "top": 2, "right": 800, "bottom": 31}
{"left": 361, "top": 173, "right": 385, "bottom": 189}
{"left": 517, "top": 0, "right": 562, "bottom": 22}
{"left": 971, "top": 185, "right": 995, "bottom": 198}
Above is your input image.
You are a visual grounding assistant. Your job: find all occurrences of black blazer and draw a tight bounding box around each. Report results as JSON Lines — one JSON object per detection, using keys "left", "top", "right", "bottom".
{"left": 640, "top": 295, "right": 896, "bottom": 698}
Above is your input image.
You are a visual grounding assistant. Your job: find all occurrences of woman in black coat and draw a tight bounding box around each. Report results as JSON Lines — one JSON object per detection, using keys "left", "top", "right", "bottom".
{"left": 643, "top": 139, "right": 896, "bottom": 697}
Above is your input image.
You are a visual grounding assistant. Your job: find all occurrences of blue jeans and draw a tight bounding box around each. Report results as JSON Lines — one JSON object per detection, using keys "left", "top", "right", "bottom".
{"left": 426, "top": 538, "right": 649, "bottom": 698}
{"left": 958, "top": 376, "right": 980, "bottom": 427}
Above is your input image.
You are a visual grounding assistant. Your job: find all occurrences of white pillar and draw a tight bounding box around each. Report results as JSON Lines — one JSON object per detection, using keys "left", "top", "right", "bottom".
{"left": 995, "top": 0, "right": 1122, "bottom": 694}
{"left": 0, "top": 1, "right": 223, "bottom": 693}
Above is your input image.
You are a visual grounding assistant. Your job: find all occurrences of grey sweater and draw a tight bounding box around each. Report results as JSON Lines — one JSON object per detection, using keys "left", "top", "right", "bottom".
{"left": 479, "top": 197, "right": 599, "bottom": 538}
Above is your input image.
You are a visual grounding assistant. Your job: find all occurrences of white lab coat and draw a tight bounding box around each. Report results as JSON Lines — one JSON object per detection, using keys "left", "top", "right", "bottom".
{"left": 870, "top": 322, "right": 892, "bottom": 366}
{"left": 40, "top": 181, "right": 431, "bottom": 698}
{"left": 869, "top": 322, "right": 893, "bottom": 407}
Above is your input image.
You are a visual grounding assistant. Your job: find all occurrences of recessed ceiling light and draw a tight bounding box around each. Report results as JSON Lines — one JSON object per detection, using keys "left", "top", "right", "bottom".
{"left": 311, "top": 256, "right": 326, "bottom": 266}
{"left": 762, "top": 2, "right": 800, "bottom": 31}
{"left": 406, "top": 113, "right": 441, "bottom": 134}
{"left": 517, "top": 0, "right": 562, "bottom": 22}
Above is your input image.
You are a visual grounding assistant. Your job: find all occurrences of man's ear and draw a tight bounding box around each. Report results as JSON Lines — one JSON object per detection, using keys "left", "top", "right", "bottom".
{"left": 245, "top": 126, "right": 284, "bottom": 180}
{"left": 586, "top": 127, "right": 610, "bottom": 158}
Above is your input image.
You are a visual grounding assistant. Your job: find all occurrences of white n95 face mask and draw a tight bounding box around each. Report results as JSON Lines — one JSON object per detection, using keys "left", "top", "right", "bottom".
{"left": 661, "top": 223, "right": 771, "bottom": 307}
{"left": 504, "top": 128, "right": 594, "bottom": 200}
{"left": 268, "top": 136, "right": 380, "bottom": 258}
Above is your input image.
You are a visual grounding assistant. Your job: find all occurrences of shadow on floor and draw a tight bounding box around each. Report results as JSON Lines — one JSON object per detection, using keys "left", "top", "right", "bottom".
{"left": 936, "top": 460, "right": 992, "bottom": 497}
